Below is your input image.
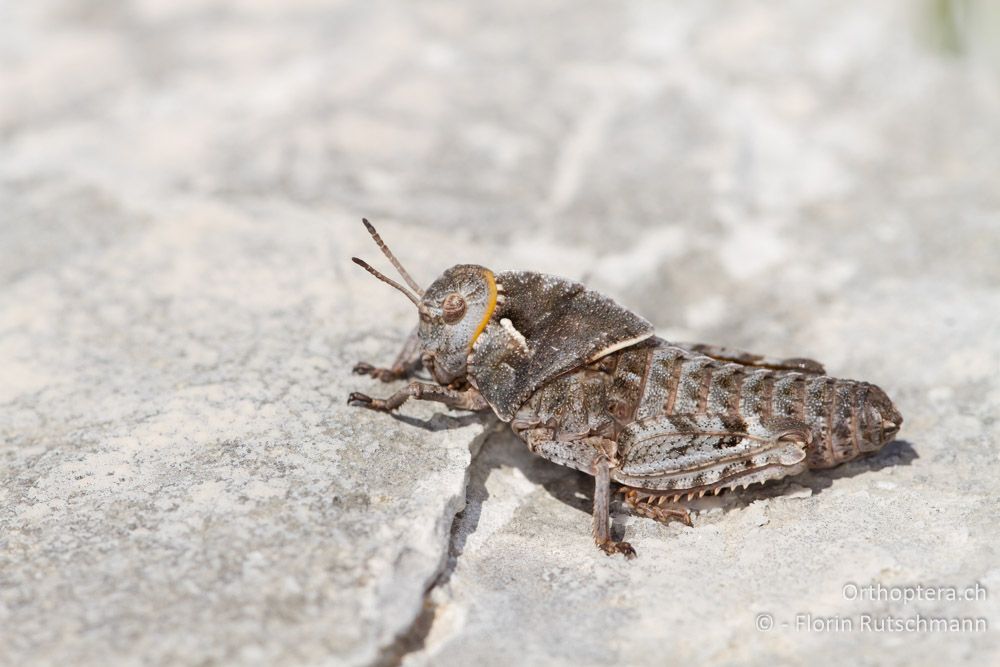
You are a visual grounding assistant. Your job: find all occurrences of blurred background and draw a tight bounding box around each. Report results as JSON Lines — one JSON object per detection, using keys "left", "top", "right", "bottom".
{"left": 2, "top": 2, "right": 1000, "bottom": 666}
{"left": 3, "top": 0, "right": 1000, "bottom": 353}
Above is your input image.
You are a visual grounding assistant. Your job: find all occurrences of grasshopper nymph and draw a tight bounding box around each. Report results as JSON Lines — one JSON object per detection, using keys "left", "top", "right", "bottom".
{"left": 348, "top": 220, "right": 903, "bottom": 558}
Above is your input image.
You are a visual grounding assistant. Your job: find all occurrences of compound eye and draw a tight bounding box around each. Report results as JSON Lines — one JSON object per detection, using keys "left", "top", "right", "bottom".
{"left": 442, "top": 293, "right": 467, "bottom": 324}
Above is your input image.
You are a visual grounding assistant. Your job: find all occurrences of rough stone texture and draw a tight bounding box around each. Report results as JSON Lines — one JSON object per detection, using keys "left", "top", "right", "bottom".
{"left": 2, "top": 1, "right": 999, "bottom": 666}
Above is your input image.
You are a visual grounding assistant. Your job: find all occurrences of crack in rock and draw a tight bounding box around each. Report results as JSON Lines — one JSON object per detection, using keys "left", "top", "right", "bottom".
{"left": 370, "top": 421, "right": 501, "bottom": 667}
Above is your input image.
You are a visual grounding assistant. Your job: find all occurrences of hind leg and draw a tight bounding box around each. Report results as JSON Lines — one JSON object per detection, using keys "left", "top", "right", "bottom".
{"left": 620, "top": 487, "right": 693, "bottom": 526}
{"left": 673, "top": 341, "right": 825, "bottom": 374}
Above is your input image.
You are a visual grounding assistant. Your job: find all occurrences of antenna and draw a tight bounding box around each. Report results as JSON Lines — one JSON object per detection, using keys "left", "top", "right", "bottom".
{"left": 351, "top": 257, "right": 429, "bottom": 315}
{"left": 362, "top": 218, "right": 424, "bottom": 296}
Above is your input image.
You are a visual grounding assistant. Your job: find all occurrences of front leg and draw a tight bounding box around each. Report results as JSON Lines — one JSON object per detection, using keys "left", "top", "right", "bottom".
{"left": 348, "top": 382, "right": 488, "bottom": 413}
{"left": 353, "top": 326, "right": 422, "bottom": 382}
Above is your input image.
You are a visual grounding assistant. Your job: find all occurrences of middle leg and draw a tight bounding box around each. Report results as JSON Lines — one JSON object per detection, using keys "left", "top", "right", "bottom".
{"left": 521, "top": 430, "right": 636, "bottom": 558}
{"left": 593, "top": 456, "right": 637, "bottom": 559}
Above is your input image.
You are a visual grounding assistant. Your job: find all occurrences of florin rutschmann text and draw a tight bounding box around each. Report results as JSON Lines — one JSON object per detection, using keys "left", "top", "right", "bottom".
{"left": 754, "top": 582, "right": 989, "bottom": 633}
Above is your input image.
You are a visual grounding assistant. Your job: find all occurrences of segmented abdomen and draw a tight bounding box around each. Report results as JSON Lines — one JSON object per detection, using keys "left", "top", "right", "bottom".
{"left": 608, "top": 339, "right": 901, "bottom": 468}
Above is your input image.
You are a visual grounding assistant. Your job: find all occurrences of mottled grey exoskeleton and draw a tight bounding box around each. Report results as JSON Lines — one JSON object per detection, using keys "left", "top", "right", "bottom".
{"left": 348, "top": 220, "right": 903, "bottom": 558}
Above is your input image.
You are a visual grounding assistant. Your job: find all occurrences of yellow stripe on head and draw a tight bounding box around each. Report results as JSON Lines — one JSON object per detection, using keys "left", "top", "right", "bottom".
{"left": 468, "top": 269, "right": 497, "bottom": 350}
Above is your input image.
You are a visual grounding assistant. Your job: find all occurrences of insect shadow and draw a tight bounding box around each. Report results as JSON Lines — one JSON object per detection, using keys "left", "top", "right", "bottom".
{"left": 395, "top": 410, "right": 918, "bottom": 547}
{"left": 386, "top": 411, "right": 485, "bottom": 432}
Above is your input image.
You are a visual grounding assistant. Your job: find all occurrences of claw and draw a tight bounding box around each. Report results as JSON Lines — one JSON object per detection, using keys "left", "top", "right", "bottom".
{"left": 353, "top": 362, "right": 376, "bottom": 376}
{"left": 598, "top": 540, "right": 637, "bottom": 559}
{"left": 347, "top": 391, "right": 374, "bottom": 407}
{"left": 353, "top": 361, "right": 403, "bottom": 383}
